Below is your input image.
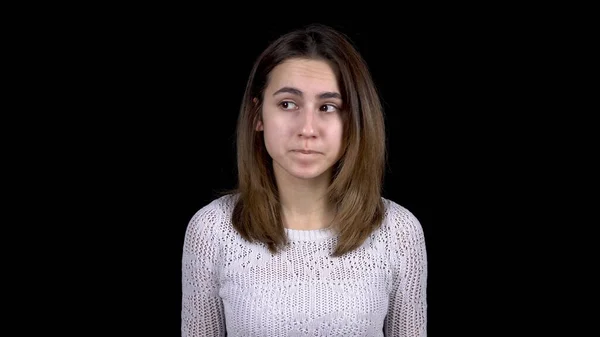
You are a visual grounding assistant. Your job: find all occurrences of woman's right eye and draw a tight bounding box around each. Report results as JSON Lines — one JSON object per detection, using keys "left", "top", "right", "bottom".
{"left": 279, "top": 101, "right": 298, "bottom": 110}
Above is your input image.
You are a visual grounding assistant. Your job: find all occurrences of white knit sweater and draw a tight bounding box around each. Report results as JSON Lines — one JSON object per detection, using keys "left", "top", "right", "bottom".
{"left": 181, "top": 194, "right": 427, "bottom": 336}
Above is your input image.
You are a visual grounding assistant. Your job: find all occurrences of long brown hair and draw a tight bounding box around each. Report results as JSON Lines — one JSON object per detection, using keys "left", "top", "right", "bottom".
{"left": 230, "top": 23, "right": 386, "bottom": 257}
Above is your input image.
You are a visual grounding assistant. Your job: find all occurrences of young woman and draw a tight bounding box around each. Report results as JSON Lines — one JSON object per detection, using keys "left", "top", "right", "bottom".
{"left": 182, "top": 23, "right": 427, "bottom": 336}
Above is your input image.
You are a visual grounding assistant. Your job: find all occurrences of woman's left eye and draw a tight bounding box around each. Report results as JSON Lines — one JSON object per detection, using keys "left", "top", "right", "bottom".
{"left": 320, "top": 104, "right": 337, "bottom": 112}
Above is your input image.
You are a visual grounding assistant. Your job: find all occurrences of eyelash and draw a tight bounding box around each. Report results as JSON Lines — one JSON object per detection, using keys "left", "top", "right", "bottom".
{"left": 279, "top": 101, "right": 338, "bottom": 112}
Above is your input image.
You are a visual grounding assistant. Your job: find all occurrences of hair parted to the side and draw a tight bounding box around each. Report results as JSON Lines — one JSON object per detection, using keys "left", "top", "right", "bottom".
{"left": 230, "top": 23, "right": 386, "bottom": 257}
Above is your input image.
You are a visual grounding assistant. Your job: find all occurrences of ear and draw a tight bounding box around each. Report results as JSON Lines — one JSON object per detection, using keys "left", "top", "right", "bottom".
{"left": 253, "top": 97, "right": 264, "bottom": 131}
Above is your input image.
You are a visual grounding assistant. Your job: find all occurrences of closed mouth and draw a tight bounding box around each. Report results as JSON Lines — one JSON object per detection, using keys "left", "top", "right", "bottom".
{"left": 293, "top": 149, "right": 320, "bottom": 154}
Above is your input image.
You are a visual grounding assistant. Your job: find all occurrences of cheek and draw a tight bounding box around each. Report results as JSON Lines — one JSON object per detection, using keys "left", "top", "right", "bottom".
{"left": 331, "top": 132, "right": 344, "bottom": 156}
{"left": 329, "top": 120, "right": 344, "bottom": 146}
{"left": 263, "top": 117, "right": 290, "bottom": 137}
{"left": 262, "top": 122, "right": 287, "bottom": 152}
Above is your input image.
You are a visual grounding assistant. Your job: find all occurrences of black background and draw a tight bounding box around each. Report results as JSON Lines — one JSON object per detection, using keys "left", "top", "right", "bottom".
{"left": 37, "top": 8, "right": 584, "bottom": 336}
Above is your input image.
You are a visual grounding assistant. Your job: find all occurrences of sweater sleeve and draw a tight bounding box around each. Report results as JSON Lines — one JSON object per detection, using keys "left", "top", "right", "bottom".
{"left": 384, "top": 205, "right": 428, "bottom": 337}
{"left": 181, "top": 204, "right": 226, "bottom": 337}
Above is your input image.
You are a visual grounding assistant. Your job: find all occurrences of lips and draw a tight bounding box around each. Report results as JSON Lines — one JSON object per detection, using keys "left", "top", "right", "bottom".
{"left": 292, "top": 149, "right": 320, "bottom": 154}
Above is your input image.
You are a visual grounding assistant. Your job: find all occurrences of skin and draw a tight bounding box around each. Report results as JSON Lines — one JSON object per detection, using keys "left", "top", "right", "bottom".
{"left": 256, "top": 58, "right": 344, "bottom": 229}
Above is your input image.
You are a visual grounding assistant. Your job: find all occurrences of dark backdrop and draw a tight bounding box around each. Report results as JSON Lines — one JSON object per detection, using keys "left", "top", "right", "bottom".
{"left": 71, "top": 13, "right": 552, "bottom": 336}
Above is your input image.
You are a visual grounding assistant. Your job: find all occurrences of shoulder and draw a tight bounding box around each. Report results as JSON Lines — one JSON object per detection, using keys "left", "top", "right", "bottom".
{"left": 184, "top": 193, "right": 238, "bottom": 241}
{"left": 380, "top": 197, "right": 425, "bottom": 240}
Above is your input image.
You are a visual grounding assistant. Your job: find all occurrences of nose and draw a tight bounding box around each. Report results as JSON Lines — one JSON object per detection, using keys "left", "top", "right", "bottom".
{"left": 299, "top": 109, "right": 316, "bottom": 138}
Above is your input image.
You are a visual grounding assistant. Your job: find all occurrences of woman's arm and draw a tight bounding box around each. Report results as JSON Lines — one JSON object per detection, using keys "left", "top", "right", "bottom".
{"left": 384, "top": 207, "right": 428, "bottom": 337}
{"left": 181, "top": 207, "right": 226, "bottom": 337}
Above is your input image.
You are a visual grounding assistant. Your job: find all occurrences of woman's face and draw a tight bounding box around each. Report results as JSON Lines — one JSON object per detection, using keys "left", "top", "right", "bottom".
{"left": 257, "top": 58, "right": 344, "bottom": 184}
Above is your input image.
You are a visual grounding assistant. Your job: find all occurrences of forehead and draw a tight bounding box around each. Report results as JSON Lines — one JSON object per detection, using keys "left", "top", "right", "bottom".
{"left": 266, "top": 58, "right": 339, "bottom": 93}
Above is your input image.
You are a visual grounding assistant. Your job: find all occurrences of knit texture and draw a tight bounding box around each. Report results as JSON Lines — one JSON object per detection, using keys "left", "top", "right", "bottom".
{"left": 182, "top": 194, "right": 427, "bottom": 336}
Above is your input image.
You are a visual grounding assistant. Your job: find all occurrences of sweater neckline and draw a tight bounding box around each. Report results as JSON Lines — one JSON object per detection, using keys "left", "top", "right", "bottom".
{"left": 284, "top": 226, "right": 337, "bottom": 241}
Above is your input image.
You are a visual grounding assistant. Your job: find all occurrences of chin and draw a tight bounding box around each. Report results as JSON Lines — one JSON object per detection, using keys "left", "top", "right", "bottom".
{"left": 288, "top": 167, "right": 329, "bottom": 180}
{"left": 273, "top": 159, "right": 333, "bottom": 181}
{"left": 293, "top": 174, "right": 322, "bottom": 180}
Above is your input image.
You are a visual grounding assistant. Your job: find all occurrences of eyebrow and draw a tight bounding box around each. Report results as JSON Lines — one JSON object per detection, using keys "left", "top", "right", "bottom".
{"left": 273, "top": 86, "right": 342, "bottom": 100}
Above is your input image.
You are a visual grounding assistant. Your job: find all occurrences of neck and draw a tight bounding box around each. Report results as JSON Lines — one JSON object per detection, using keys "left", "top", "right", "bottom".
{"left": 275, "top": 168, "right": 335, "bottom": 230}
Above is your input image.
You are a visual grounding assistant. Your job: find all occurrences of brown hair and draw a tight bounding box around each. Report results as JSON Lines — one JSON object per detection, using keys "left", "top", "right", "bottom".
{"left": 230, "top": 23, "right": 386, "bottom": 257}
